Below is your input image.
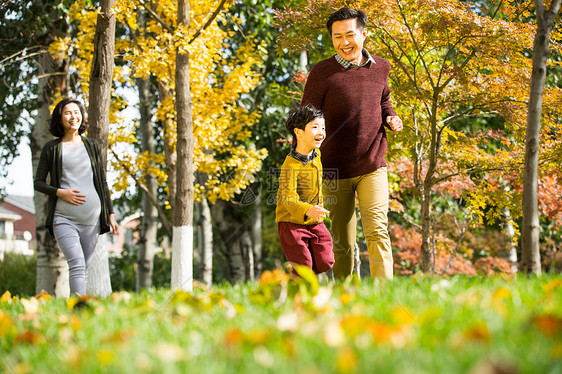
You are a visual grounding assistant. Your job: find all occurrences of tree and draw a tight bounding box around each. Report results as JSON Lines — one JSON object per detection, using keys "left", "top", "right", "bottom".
{"left": 22, "top": 1, "right": 74, "bottom": 296}
{"left": 521, "top": 0, "right": 562, "bottom": 275}
{"left": 84, "top": 0, "right": 116, "bottom": 297}
{"left": 171, "top": 0, "right": 195, "bottom": 292}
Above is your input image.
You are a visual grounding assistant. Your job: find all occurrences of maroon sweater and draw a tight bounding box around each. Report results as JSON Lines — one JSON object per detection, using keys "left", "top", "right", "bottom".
{"left": 302, "top": 55, "right": 397, "bottom": 179}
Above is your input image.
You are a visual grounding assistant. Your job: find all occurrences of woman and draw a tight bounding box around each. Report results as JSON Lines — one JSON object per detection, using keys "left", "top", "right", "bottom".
{"left": 34, "top": 98, "right": 119, "bottom": 295}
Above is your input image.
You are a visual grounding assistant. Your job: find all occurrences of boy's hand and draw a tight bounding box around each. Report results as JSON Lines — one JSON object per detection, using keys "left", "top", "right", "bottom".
{"left": 306, "top": 205, "right": 330, "bottom": 222}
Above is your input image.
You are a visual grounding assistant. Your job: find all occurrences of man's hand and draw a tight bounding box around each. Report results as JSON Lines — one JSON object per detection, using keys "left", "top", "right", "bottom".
{"left": 386, "top": 116, "right": 403, "bottom": 132}
{"left": 56, "top": 188, "right": 86, "bottom": 205}
{"left": 306, "top": 205, "right": 330, "bottom": 222}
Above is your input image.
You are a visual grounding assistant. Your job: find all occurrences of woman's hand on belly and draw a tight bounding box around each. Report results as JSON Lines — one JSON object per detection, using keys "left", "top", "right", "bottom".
{"left": 56, "top": 188, "right": 86, "bottom": 205}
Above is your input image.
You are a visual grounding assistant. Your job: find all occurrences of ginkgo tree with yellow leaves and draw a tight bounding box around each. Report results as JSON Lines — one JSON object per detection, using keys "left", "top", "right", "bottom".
{"left": 51, "top": 0, "right": 267, "bottom": 210}
{"left": 276, "top": 0, "right": 562, "bottom": 273}
{"left": 50, "top": 0, "right": 268, "bottom": 285}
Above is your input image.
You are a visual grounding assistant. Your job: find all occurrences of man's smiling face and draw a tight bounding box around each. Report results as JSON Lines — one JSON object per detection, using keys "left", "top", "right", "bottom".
{"left": 331, "top": 18, "right": 367, "bottom": 65}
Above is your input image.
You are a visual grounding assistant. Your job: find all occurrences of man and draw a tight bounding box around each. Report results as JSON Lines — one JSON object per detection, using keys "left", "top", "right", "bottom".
{"left": 301, "top": 6, "right": 403, "bottom": 280}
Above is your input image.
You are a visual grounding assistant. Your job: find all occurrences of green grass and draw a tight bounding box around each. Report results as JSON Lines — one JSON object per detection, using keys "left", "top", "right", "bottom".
{"left": 1, "top": 272, "right": 562, "bottom": 374}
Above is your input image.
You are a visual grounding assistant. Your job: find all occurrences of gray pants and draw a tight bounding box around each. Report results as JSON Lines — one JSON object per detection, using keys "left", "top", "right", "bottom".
{"left": 53, "top": 219, "right": 99, "bottom": 295}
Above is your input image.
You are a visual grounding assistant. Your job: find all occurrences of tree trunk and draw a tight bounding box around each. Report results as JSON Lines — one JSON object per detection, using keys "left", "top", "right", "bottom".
{"left": 195, "top": 198, "right": 213, "bottom": 286}
{"left": 136, "top": 76, "right": 158, "bottom": 290}
{"left": 211, "top": 199, "right": 252, "bottom": 284}
{"left": 86, "top": 236, "right": 111, "bottom": 296}
{"left": 86, "top": 0, "right": 116, "bottom": 296}
{"left": 521, "top": 0, "right": 561, "bottom": 275}
{"left": 419, "top": 188, "right": 433, "bottom": 273}
{"left": 158, "top": 83, "right": 177, "bottom": 221}
{"left": 171, "top": 0, "right": 195, "bottom": 292}
{"left": 32, "top": 48, "right": 69, "bottom": 297}
{"left": 249, "top": 192, "right": 263, "bottom": 280}
{"left": 88, "top": 0, "right": 116, "bottom": 163}
{"left": 503, "top": 208, "right": 518, "bottom": 273}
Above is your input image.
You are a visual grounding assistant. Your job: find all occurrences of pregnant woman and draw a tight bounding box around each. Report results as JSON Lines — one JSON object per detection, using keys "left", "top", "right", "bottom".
{"left": 34, "top": 98, "right": 119, "bottom": 295}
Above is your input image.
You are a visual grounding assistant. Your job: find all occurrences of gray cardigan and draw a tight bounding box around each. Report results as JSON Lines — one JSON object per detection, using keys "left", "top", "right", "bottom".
{"left": 34, "top": 136, "right": 114, "bottom": 236}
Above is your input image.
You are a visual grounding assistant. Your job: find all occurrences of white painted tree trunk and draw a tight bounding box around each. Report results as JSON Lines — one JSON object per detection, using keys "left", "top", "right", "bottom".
{"left": 172, "top": 226, "right": 193, "bottom": 291}
{"left": 197, "top": 198, "right": 213, "bottom": 286}
{"left": 87, "top": 235, "right": 112, "bottom": 297}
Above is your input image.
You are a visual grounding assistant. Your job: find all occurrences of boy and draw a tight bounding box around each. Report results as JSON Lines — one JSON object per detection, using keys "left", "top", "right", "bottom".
{"left": 276, "top": 104, "right": 334, "bottom": 275}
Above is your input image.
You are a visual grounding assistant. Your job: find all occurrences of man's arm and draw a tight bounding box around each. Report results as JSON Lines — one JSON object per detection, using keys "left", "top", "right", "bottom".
{"left": 301, "top": 64, "right": 326, "bottom": 110}
{"left": 381, "top": 80, "right": 402, "bottom": 132}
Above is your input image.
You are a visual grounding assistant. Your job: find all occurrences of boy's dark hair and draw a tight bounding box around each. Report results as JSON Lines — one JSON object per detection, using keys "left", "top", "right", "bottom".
{"left": 49, "top": 98, "right": 89, "bottom": 138}
{"left": 285, "top": 104, "right": 323, "bottom": 140}
{"left": 327, "top": 7, "right": 368, "bottom": 35}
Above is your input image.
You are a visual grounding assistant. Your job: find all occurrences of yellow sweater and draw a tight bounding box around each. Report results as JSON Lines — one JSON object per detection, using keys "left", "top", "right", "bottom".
{"left": 275, "top": 152, "right": 323, "bottom": 225}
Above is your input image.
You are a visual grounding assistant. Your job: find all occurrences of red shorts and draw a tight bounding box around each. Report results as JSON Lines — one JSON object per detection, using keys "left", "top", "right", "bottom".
{"left": 278, "top": 221, "right": 334, "bottom": 274}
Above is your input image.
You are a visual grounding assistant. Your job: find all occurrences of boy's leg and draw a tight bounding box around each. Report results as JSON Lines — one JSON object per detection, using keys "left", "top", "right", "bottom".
{"left": 323, "top": 177, "right": 357, "bottom": 279}
{"left": 308, "top": 222, "right": 334, "bottom": 274}
{"left": 278, "top": 222, "right": 314, "bottom": 269}
{"left": 356, "top": 167, "right": 393, "bottom": 280}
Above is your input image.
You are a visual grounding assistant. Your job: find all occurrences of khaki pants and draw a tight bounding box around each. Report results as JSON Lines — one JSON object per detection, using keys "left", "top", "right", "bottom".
{"left": 323, "top": 167, "right": 393, "bottom": 280}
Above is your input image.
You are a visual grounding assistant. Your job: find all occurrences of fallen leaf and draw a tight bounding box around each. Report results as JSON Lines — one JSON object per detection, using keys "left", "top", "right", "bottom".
{"left": 253, "top": 346, "right": 274, "bottom": 368}
{"left": 19, "top": 298, "right": 39, "bottom": 321}
{"left": 152, "top": 342, "right": 185, "bottom": 362}
{"left": 97, "top": 349, "right": 114, "bottom": 365}
{"left": 1, "top": 290, "right": 12, "bottom": 304}
{"left": 463, "top": 322, "right": 491, "bottom": 343}
{"left": 0, "top": 310, "right": 16, "bottom": 338}
{"left": 543, "top": 279, "right": 562, "bottom": 294}
{"left": 224, "top": 328, "right": 244, "bottom": 348}
{"left": 15, "top": 330, "right": 46, "bottom": 345}
{"left": 532, "top": 314, "right": 562, "bottom": 337}
{"left": 336, "top": 347, "right": 358, "bottom": 374}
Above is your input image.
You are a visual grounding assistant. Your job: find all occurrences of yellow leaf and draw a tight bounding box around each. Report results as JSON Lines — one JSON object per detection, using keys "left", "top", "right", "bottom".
{"left": 336, "top": 347, "right": 358, "bottom": 374}
{"left": 544, "top": 279, "right": 562, "bottom": 294}
{"left": 20, "top": 298, "right": 39, "bottom": 321}
{"left": 97, "top": 349, "right": 115, "bottom": 365}
{"left": 0, "top": 310, "right": 16, "bottom": 338}
{"left": 294, "top": 265, "right": 319, "bottom": 297}
{"left": 1, "top": 290, "right": 12, "bottom": 304}
{"left": 391, "top": 306, "right": 416, "bottom": 325}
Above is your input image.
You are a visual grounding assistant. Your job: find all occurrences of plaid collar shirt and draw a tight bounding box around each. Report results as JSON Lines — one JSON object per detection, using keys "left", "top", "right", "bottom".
{"left": 289, "top": 147, "right": 318, "bottom": 165}
{"left": 334, "top": 48, "right": 376, "bottom": 68}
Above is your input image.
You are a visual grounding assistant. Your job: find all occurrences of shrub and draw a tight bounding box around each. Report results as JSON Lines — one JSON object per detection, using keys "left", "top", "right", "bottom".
{"left": 109, "top": 246, "right": 172, "bottom": 291}
{"left": 0, "top": 253, "right": 36, "bottom": 297}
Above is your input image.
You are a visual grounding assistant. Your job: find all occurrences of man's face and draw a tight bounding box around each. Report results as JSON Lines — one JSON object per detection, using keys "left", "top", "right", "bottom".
{"left": 331, "top": 18, "right": 367, "bottom": 65}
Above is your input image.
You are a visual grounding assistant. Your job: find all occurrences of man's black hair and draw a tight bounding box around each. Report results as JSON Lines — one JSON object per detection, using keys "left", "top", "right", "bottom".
{"left": 326, "top": 7, "right": 368, "bottom": 34}
{"left": 285, "top": 104, "right": 323, "bottom": 140}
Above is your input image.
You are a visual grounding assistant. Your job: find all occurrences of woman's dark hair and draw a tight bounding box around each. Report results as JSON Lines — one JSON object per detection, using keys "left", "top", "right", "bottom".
{"left": 327, "top": 7, "right": 368, "bottom": 34}
{"left": 285, "top": 104, "right": 323, "bottom": 139}
{"left": 49, "top": 98, "right": 88, "bottom": 138}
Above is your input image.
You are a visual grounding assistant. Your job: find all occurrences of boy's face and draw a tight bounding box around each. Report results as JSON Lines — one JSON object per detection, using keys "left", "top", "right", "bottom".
{"left": 331, "top": 18, "right": 366, "bottom": 66}
{"left": 295, "top": 117, "right": 326, "bottom": 153}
